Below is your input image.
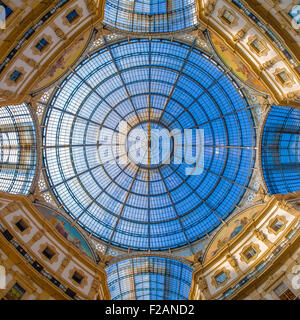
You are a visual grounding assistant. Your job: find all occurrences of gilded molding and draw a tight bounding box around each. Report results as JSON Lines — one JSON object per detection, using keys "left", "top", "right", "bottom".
{"left": 211, "top": 267, "right": 231, "bottom": 288}
{"left": 84, "top": 0, "right": 97, "bottom": 14}
{"left": 253, "top": 229, "right": 273, "bottom": 248}
{"left": 204, "top": 0, "right": 217, "bottom": 17}
{"left": 0, "top": 89, "right": 14, "bottom": 101}
{"left": 240, "top": 243, "right": 261, "bottom": 264}
{"left": 233, "top": 28, "right": 247, "bottom": 42}
{"left": 37, "top": 242, "right": 59, "bottom": 265}
{"left": 247, "top": 35, "right": 270, "bottom": 57}
{"left": 226, "top": 254, "right": 241, "bottom": 273}
{"left": 277, "top": 200, "right": 299, "bottom": 216}
{"left": 274, "top": 68, "right": 296, "bottom": 88}
{"left": 54, "top": 27, "right": 67, "bottom": 40}
{"left": 26, "top": 231, "right": 44, "bottom": 247}
{"left": 260, "top": 55, "right": 280, "bottom": 70}
{"left": 11, "top": 215, "right": 32, "bottom": 237}
{"left": 19, "top": 54, "right": 39, "bottom": 69}
{"left": 68, "top": 267, "right": 88, "bottom": 290}
{"left": 4, "top": 67, "right": 25, "bottom": 87}
{"left": 217, "top": 6, "right": 239, "bottom": 28}
{"left": 0, "top": 232, "right": 70, "bottom": 300}
{"left": 267, "top": 215, "right": 288, "bottom": 236}
{"left": 287, "top": 90, "right": 300, "bottom": 102}
{"left": 2, "top": 202, "right": 20, "bottom": 215}
{"left": 196, "top": 273, "right": 208, "bottom": 291}
{"left": 57, "top": 256, "right": 71, "bottom": 274}
{"left": 62, "top": 5, "right": 84, "bottom": 27}
{"left": 31, "top": 35, "right": 53, "bottom": 57}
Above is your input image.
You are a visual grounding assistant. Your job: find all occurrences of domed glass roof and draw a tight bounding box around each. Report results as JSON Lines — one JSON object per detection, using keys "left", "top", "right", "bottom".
{"left": 42, "top": 38, "right": 256, "bottom": 251}
{"left": 261, "top": 105, "right": 300, "bottom": 195}
{"left": 106, "top": 256, "right": 193, "bottom": 300}
{"left": 103, "top": 0, "right": 198, "bottom": 33}
{"left": 0, "top": 103, "right": 37, "bottom": 195}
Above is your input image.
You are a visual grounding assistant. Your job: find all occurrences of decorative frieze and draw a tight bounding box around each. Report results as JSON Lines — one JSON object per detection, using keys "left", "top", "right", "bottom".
{"left": 226, "top": 254, "right": 242, "bottom": 274}
{"left": 204, "top": 0, "right": 217, "bottom": 17}
{"left": 260, "top": 56, "right": 281, "bottom": 70}
{"left": 253, "top": 229, "right": 273, "bottom": 248}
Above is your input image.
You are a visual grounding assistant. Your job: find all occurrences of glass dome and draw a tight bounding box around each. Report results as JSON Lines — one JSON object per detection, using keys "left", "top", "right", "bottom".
{"left": 0, "top": 103, "right": 37, "bottom": 194}
{"left": 261, "top": 105, "right": 300, "bottom": 195}
{"left": 42, "top": 38, "right": 256, "bottom": 251}
{"left": 106, "top": 256, "right": 193, "bottom": 300}
{"left": 103, "top": 0, "right": 198, "bottom": 33}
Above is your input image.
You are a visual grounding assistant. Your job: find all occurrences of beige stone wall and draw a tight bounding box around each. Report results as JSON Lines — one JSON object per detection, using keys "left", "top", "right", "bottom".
{"left": 190, "top": 195, "right": 300, "bottom": 300}
{"left": 197, "top": 0, "right": 300, "bottom": 106}
{"left": 0, "top": 193, "right": 110, "bottom": 300}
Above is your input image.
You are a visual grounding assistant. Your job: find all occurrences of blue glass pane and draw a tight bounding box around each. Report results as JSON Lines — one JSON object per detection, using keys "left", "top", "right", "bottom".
{"left": 103, "top": 0, "right": 198, "bottom": 33}
{"left": 35, "top": 38, "right": 48, "bottom": 51}
{"left": 0, "top": 104, "right": 37, "bottom": 194}
{"left": 106, "top": 257, "right": 193, "bottom": 300}
{"left": 289, "top": 4, "right": 300, "bottom": 23}
{"left": 261, "top": 105, "right": 300, "bottom": 195}
{"left": 216, "top": 272, "right": 227, "bottom": 284}
{"left": 9, "top": 70, "right": 21, "bottom": 82}
{"left": 66, "top": 9, "right": 78, "bottom": 23}
{"left": 0, "top": 1, "right": 13, "bottom": 18}
{"left": 43, "top": 39, "right": 256, "bottom": 251}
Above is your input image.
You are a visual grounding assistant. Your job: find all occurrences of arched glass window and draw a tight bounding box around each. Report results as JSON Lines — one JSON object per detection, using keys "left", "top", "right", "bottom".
{"left": 106, "top": 256, "right": 193, "bottom": 300}
{"left": 0, "top": 104, "right": 37, "bottom": 194}
{"left": 103, "top": 0, "right": 198, "bottom": 33}
{"left": 261, "top": 105, "right": 300, "bottom": 195}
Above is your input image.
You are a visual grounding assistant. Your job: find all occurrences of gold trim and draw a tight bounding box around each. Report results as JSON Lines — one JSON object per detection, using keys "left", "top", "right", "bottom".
{"left": 0, "top": 233, "right": 71, "bottom": 300}
{"left": 68, "top": 267, "right": 88, "bottom": 290}
{"left": 212, "top": 267, "right": 230, "bottom": 288}
{"left": 247, "top": 35, "right": 270, "bottom": 57}
{"left": 27, "top": 231, "right": 43, "bottom": 247}
{"left": 190, "top": 194, "right": 300, "bottom": 299}
{"left": 226, "top": 254, "right": 240, "bottom": 273}
{"left": 274, "top": 68, "right": 296, "bottom": 88}
{"left": 62, "top": 5, "right": 84, "bottom": 27}
{"left": 203, "top": 0, "right": 217, "bottom": 17}
{"left": 57, "top": 257, "right": 71, "bottom": 274}
{"left": 233, "top": 28, "right": 247, "bottom": 42}
{"left": 31, "top": 35, "right": 53, "bottom": 56}
{"left": 240, "top": 243, "right": 261, "bottom": 264}
{"left": 3, "top": 270, "right": 35, "bottom": 300}
{"left": 217, "top": 7, "right": 239, "bottom": 28}
{"left": 202, "top": 3, "right": 300, "bottom": 107}
{"left": 267, "top": 215, "right": 288, "bottom": 235}
{"left": 5, "top": 67, "right": 25, "bottom": 87}
{"left": 19, "top": 54, "right": 39, "bottom": 69}
{"left": 253, "top": 229, "right": 273, "bottom": 248}
{"left": 0, "top": 17, "right": 94, "bottom": 106}
{"left": 260, "top": 55, "right": 281, "bottom": 70}
{"left": 11, "top": 215, "right": 31, "bottom": 237}
{"left": 37, "top": 243, "right": 59, "bottom": 265}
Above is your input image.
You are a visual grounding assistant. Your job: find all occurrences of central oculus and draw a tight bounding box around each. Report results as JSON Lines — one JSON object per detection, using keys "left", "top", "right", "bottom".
{"left": 126, "top": 122, "right": 172, "bottom": 169}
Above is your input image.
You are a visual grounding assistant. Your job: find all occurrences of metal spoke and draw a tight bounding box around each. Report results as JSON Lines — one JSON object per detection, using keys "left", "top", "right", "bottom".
{"left": 104, "top": 36, "right": 141, "bottom": 123}
{"left": 40, "top": 102, "right": 127, "bottom": 135}
{"left": 167, "top": 164, "right": 226, "bottom": 224}
{"left": 167, "top": 72, "right": 228, "bottom": 127}
{"left": 74, "top": 163, "right": 131, "bottom": 222}
{"left": 106, "top": 167, "right": 140, "bottom": 253}
{"left": 41, "top": 163, "right": 101, "bottom": 193}
{"left": 157, "top": 39, "right": 196, "bottom": 126}
{"left": 71, "top": 69, "right": 134, "bottom": 129}
{"left": 157, "top": 167, "right": 194, "bottom": 255}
